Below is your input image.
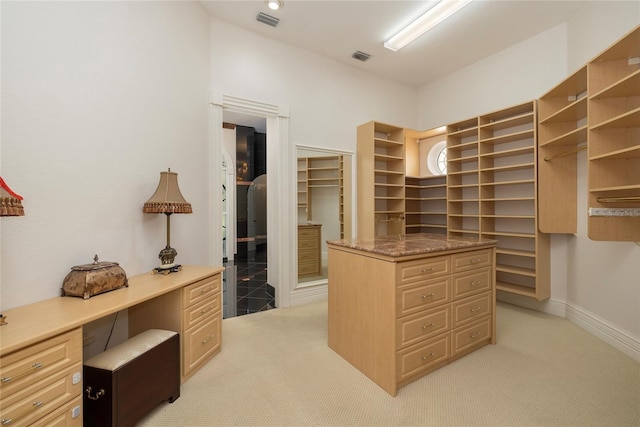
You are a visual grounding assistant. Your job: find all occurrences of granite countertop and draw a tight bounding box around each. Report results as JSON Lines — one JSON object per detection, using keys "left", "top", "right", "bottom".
{"left": 327, "top": 233, "right": 497, "bottom": 258}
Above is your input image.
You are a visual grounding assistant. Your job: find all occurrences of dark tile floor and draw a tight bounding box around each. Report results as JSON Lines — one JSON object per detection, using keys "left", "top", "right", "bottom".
{"left": 222, "top": 245, "right": 275, "bottom": 318}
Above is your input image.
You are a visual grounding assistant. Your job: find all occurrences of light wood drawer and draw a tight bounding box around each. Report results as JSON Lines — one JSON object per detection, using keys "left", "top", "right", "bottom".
{"left": 0, "top": 362, "right": 82, "bottom": 427}
{"left": 183, "top": 275, "right": 221, "bottom": 308}
{"left": 451, "top": 316, "right": 491, "bottom": 356}
{"left": 184, "top": 315, "right": 221, "bottom": 378}
{"left": 396, "top": 276, "right": 450, "bottom": 317}
{"left": 451, "top": 249, "right": 491, "bottom": 273}
{"left": 183, "top": 293, "right": 220, "bottom": 330}
{"left": 452, "top": 266, "right": 492, "bottom": 300}
{"left": 397, "top": 334, "right": 450, "bottom": 381}
{"left": 396, "top": 306, "right": 450, "bottom": 349}
{"left": 30, "top": 394, "right": 82, "bottom": 427}
{"left": 298, "top": 248, "right": 319, "bottom": 263}
{"left": 298, "top": 261, "right": 320, "bottom": 276}
{"left": 397, "top": 256, "right": 450, "bottom": 285}
{"left": 298, "top": 237, "right": 319, "bottom": 249}
{"left": 0, "top": 328, "right": 82, "bottom": 400}
{"left": 298, "top": 227, "right": 320, "bottom": 239}
{"left": 451, "top": 291, "right": 492, "bottom": 328}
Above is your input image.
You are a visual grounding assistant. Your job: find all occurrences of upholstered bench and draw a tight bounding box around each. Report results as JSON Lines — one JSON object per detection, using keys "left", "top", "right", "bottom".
{"left": 83, "top": 329, "right": 180, "bottom": 427}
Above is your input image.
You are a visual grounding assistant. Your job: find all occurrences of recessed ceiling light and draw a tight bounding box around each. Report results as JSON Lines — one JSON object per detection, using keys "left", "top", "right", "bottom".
{"left": 266, "top": 0, "right": 283, "bottom": 11}
{"left": 385, "top": 0, "right": 474, "bottom": 51}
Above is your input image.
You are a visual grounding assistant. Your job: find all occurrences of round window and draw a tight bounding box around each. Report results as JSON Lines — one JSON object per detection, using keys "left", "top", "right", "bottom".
{"left": 427, "top": 141, "right": 447, "bottom": 176}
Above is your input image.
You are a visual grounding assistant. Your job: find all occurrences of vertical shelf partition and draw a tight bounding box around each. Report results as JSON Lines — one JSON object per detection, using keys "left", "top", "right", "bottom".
{"left": 447, "top": 118, "right": 480, "bottom": 238}
{"left": 587, "top": 26, "right": 640, "bottom": 241}
{"left": 357, "top": 122, "right": 405, "bottom": 239}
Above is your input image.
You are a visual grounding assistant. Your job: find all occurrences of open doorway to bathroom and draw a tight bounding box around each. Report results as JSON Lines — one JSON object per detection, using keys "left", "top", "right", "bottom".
{"left": 221, "top": 113, "right": 275, "bottom": 318}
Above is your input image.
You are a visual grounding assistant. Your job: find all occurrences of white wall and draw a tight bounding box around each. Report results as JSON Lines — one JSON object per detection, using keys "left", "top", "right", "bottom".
{"left": 1, "top": 1, "right": 211, "bottom": 310}
{"left": 416, "top": 2, "right": 640, "bottom": 348}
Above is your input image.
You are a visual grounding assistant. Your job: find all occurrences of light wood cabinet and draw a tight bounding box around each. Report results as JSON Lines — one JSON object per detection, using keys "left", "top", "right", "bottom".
{"left": 128, "top": 273, "right": 222, "bottom": 383}
{"left": 0, "top": 328, "right": 83, "bottom": 426}
{"left": 446, "top": 101, "right": 550, "bottom": 301}
{"left": 297, "top": 223, "right": 322, "bottom": 277}
{"left": 538, "top": 65, "right": 588, "bottom": 234}
{"left": 587, "top": 25, "right": 640, "bottom": 241}
{"left": 328, "top": 236, "right": 496, "bottom": 396}
{"left": 357, "top": 121, "right": 406, "bottom": 239}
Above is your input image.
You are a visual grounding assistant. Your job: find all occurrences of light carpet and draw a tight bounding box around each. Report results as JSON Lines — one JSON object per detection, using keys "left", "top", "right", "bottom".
{"left": 139, "top": 301, "right": 639, "bottom": 426}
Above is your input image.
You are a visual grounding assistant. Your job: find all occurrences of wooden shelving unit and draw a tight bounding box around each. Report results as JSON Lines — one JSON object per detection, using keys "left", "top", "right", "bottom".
{"left": 405, "top": 176, "right": 447, "bottom": 235}
{"left": 447, "top": 117, "right": 480, "bottom": 238}
{"left": 298, "top": 156, "right": 340, "bottom": 222}
{"left": 445, "top": 102, "right": 550, "bottom": 300}
{"left": 537, "top": 65, "right": 588, "bottom": 234}
{"left": 357, "top": 121, "right": 405, "bottom": 239}
{"left": 297, "top": 157, "right": 309, "bottom": 220}
{"left": 587, "top": 25, "right": 640, "bottom": 241}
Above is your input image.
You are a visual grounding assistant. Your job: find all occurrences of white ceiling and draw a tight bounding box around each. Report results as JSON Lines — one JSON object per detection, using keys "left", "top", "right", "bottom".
{"left": 201, "top": 0, "right": 586, "bottom": 88}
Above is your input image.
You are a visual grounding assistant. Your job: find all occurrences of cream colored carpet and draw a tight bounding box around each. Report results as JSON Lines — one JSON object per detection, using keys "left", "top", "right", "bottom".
{"left": 139, "top": 301, "right": 639, "bottom": 426}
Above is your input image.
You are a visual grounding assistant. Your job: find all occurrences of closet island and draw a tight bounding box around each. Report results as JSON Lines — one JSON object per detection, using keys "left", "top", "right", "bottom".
{"left": 327, "top": 233, "right": 496, "bottom": 396}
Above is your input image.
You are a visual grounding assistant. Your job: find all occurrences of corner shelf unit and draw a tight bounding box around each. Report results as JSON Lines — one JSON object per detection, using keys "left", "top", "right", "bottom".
{"left": 587, "top": 25, "right": 640, "bottom": 241}
{"left": 447, "top": 101, "right": 550, "bottom": 301}
{"left": 538, "top": 65, "right": 588, "bottom": 234}
{"left": 357, "top": 121, "right": 405, "bottom": 239}
{"left": 404, "top": 175, "right": 447, "bottom": 235}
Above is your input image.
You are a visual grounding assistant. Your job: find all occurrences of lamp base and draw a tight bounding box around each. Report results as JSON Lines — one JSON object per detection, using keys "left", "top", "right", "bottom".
{"left": 152, "top": 264, "right": 183, "bottom": 275}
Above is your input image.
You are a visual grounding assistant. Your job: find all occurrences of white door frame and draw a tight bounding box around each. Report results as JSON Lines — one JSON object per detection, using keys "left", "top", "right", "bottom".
{"left": 210, "top": 92, "right": 292, "bottom": 309}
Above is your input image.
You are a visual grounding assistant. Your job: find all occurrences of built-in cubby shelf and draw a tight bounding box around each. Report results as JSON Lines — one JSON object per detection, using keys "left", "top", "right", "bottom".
{"left": 587, "top": 25, "right": 640, "bottom": 241}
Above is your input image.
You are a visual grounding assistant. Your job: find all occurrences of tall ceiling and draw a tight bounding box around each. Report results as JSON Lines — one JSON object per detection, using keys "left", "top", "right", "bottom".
{"left": 201, "top": 0, "right": 586, "bottom": 88}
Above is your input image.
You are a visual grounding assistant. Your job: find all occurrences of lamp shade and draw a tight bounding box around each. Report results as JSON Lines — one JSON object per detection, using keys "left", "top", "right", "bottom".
{"left": 143, "top": 170, "right": 192, "bottom": 214}
{"left": 0, "top": 176, "right": 25, "bottom": 217}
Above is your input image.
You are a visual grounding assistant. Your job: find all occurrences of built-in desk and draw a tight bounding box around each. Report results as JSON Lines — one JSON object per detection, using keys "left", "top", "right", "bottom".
{"left": 327, "top": 233, "right": 496, "bottom": 396}
{"left": 0, "top": 265, "right": 223, "bottom": 426}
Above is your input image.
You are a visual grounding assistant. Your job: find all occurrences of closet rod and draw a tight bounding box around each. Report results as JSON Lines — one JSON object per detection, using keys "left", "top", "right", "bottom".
{"left": 596, "top": 196, "right": 640, "bottom": 203}
{"left": 544, "top": 144, "right": 587, "bottom": 161}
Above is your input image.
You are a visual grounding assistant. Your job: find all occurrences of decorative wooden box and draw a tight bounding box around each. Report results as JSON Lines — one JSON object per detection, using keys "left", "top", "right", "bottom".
{"left": 62, "top": 255, "right": 128, "bottom": 299}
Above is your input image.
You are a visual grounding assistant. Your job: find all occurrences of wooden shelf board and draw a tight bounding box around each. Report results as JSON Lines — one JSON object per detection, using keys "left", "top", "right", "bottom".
{"left": 589, "top": 184, "right": 640, "bottom": 193}
{"left": 374, "top": 169, "right": 405, "bottom": 176}
{"left": 496, "top": 264, "right": 536, "bottom": 277}
{"left": 482, "top": 231, "right": 536, "bottom": 239}
{"left": 496, "top": 248, "right": 536, "bottom": 258}
{"left": 374, "top": 154, "right": 404, "bottom": 161}
{"left": 590, "top": 69, "right": 640, "bottom": 99}
{"left": 480, "top": 146, "right": 534, "bottom": 159}
{"left": 481, "top": 179, "right": 535, "bottom": 187}
{"left": 374, "top": 137, "right": 403, "bottom": 147}
{"left": 479, "top": 129, "right": 534, "bottom": 145}
{"left": 481, "top": 163, "right": 534, "bottom": 173}
{"left": 482, "top": 197, "right": 535, "bottom": 202}
{"left": 539, "top": 97, "right": 587, "bottom": 124}
{"left": 480, "top": 111, "right": 534, "bottom": 132}
{"left": 496, "top": 281, "right": 536, "bottom": 297}
{"left": 589, "top": 107, "right": 640, "bottom": 131}
{"left": 589, "top": 144, "right": 640, "bottom": 161}
{"left": 539, "top": 125, "right": 587, "bottom": 147}
{"left": 482, "top": 215, "right": 535, "bottom": 219}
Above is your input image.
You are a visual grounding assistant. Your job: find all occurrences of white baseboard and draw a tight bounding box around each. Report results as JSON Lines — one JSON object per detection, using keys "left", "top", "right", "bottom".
{"left": 289, "top": 283, "right": 328, "bottom": 306}
{"left": 497, "top": 291, "right": 640, "bottom": 362}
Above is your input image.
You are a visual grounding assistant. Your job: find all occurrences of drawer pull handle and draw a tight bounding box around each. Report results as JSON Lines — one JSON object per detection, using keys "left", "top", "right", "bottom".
{"left": 421, "top": 353, "right": 435, "bottom": 361}
{"left": 200, "top": 306, "right": 214, "bottom": 314}
{"left": 471, "top": 332, "right": 481, "bottom": 338}
{"left": 2, "top": 401, "right": 43, "bottom": 424}
{"left": 420, "top": 268, "right": 433, "bottom": 273}
{"left": 85, "top": 386, "right": 105, "bottom": 401}
{"left": 421, "top": 323, "right": 435, "bottom": 330}
{"left": 470, "top": 280, "right": 481, "bottom": 286}
{"left": 1, "top": 362, "right": 43, "bottom": 383}
{"left": 470, "top": 306, "right": 482, "bottom": 312}
{"left": 421, "top": 293, "right": 435, "bottom": 300}
{"left": 201, "top": 334, "right": 214, "bottom": 345}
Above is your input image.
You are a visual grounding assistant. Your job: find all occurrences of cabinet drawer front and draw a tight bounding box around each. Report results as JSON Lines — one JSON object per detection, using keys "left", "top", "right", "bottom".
{"left": 397, "top": 334, "right": 450, "bottom": 381}
{"left": 30, "top": 394, "right": 82, "bottom": 427}
{"left": 298, "top": 237, "right": 319, "bottom": 249}
{"left": 184, "top": 315, "right": 221, "bottom": 378}
{"left": 397, "top": 306, "right": 450, "bottom": 349}
{"left": 451, "top": 249, "right": 492, "bottom": 273}
{"left": 0, "top": 362, "right": 82, "bottom": 427}
{"left": 397, "top": 257, "right": 450, "bottom": 285}
{"left": 452, "top": 267, "right": 492, "bottom": 300}
{"left": 183, "top": 275, "right": 221, "bottom": 308}
{"left": 183, "top": 294, "right": 220, "bottom": 330}
{"left": 451, "top": 316, "right": 491, "bottom": 356}
{"left": 298, "top": 228, "right": 320, "bottom": 239}
{"left": 298, "top": 262, "right": 320, "bottom": 276}
{"left": 397, "top": 277, "right": 450, "bottom": 317}
{"left": 298, "top": 249, "right": 319, "bottom": 262}
{"left": 451, "top": 291, "right": 492, "bottom": 328}
{"left": 0, "top": 328, "right": 82, "bottom": 399}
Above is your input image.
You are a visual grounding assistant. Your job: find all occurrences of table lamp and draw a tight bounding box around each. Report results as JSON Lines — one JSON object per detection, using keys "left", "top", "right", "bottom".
{"left": 143, "top": 169, "right": 192, "bottom": 274}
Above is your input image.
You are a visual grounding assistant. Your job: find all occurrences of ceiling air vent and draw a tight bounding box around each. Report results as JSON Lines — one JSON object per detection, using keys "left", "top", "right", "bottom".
{"left": 257, "top": 12, "right": 280, "bottom": 27}
{"left": 352, "top": 51, "right": 371, "bottom": 62}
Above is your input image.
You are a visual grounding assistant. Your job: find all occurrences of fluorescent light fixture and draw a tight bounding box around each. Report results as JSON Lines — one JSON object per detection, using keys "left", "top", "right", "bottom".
{"left": 384, "top": 0, "right": 473, "bottom": 51}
